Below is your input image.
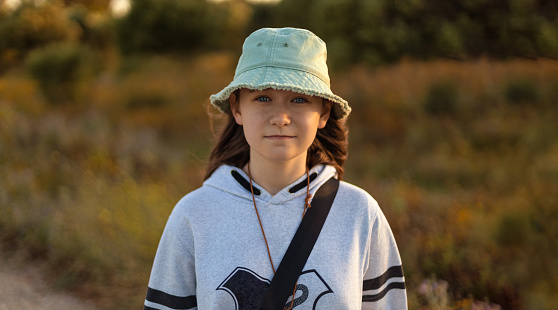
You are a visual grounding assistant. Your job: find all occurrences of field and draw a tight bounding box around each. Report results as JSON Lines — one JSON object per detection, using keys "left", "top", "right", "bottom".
{"left": 1, "top": 54, "right": 557, "bottom": 309}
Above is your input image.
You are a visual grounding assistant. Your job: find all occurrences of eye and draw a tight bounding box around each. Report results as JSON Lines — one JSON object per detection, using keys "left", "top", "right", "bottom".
{"left": 292, "top": 97, "right": 309, "bottom": 104}
{"left": 255, "top": 96, "right": 271, "bottom": 102}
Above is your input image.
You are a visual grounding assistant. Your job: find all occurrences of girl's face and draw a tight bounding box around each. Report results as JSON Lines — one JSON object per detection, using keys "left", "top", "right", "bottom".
{"left": 231, "top": 88, "right": 331, "bottom": 167}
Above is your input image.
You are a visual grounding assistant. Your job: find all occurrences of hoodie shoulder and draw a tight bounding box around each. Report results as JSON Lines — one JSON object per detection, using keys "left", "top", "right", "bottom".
{"left": 336, "top": 181, "right": 381, "bottom": 218}
{"left": 167, "top": 185, "right": 214, "bottom": 218}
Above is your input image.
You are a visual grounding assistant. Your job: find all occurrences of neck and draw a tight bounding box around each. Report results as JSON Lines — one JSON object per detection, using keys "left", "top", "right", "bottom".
{"left": 245, "top": 153, "right": 307, "bottom": 196}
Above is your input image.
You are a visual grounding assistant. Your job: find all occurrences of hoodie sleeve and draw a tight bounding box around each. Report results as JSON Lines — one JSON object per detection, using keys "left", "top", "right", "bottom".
{"left": 362, "top": 204, "right": 408, "bottom": 310}
{"left": 144, "top": 203, "right": 197, "bottom": 310}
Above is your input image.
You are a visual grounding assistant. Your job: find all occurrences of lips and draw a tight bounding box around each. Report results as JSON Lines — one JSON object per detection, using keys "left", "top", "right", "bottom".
{"left": 264, "top": 135, "right": 295, "bottom": 139}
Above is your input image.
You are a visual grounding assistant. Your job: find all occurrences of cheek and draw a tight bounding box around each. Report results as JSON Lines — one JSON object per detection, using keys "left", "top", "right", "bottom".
{"left": 240, "top": 117, "right": 261, "bottom": 145}
{"left": 307, "top": 126, "right": 319, "bottom": 144}
{"left": 301, "top": 118, "right": 321, "bottom": 144}
{"left": 304, "top": 114, "right": 322, "bottom": 132}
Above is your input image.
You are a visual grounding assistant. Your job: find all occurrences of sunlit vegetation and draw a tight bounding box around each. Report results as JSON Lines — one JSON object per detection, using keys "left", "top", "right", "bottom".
{"left": 2, "top": 54, "right": 557, "bottom": 309}
{"left": 1, "top": 0, "right": 558, "bottom": 309}
{"left": 336, "top": 59, "right": 558, "bottom": 310}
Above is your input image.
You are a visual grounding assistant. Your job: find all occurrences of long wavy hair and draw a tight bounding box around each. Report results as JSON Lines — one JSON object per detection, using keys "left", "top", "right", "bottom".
{"left": 204, "top": 92, "right": 348, "bottom": 180}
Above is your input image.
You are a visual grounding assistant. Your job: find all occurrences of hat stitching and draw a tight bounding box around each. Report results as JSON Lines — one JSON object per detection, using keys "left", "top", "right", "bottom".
{"left": 263, "top": 33, "right": 278, "bottom": 85}
{"left": 235, "top": 65, "right": 330, "bottom": 87}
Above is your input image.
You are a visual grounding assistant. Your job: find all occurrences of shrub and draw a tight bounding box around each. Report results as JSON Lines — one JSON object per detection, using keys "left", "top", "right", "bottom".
{"left": 125, "top": 91, "right": 170, "bottom": 110}
{"left": 0, "top": 1, "right": 80, "bottom": 62}
{"left": 535, "top": 20, "right": 558, "bottom": 58}
{"left": 435, "top": 22, "right": 465, "bottom": 59}
{"left": 26, "top": 42, "right": 100, "bottom": 104}
{"left": 115, "top": 0, "right": 217, "bottom": 54}
{"left": 504, "top": 79, "right": 540, "bottom": 105}
{"left": 495, "top": 212, "right": 529, "bottom": 247}
{"left": 66, "top": 5, "right": 115, "bottom": 50}
{"left": 423, "top": 81, "right": 459, "bottom": 115}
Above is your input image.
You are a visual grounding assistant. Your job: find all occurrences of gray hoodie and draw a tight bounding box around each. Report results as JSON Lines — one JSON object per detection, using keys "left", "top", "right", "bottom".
{"left": 145, "top": 164, "right": 407, "bottom": 310}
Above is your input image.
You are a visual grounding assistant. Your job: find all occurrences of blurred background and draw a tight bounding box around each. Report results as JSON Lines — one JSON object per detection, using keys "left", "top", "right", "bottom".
{"left": 1, "top": 0, "right": 557, "bottom": 309}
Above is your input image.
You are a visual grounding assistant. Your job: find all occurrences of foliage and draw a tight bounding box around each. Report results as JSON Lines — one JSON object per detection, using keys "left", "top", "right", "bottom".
{"left": 25, "top": 42, "right": 101, "bottom": 104}
{"left": 423, "top": 81, "right": 459, "bottom": 115}
{"left": 114, "top": 0, "right": 226, "bottom": 54}
{"left": 0, "top": 0, "right": 81, "bottom": 67}
{"left": 269, "top": 0, "right": 558, "bottom": 65}
{"left": 2, "top": 56, "right": 558, "bottom": 309}
{"left": 504, "top": 79, "right": 541, "bottom": 105}
{"left": 2, "top": 0, "right": 558, "bottom": 67}
{"left": 66, "top": 4, "right": 116, "bottom": 49}
{"left": 337, "top": 59, "right": 558, "bottom": 309}
{"left": 63, "top": 0, "right": 111, "bottom": 11}
{"left": 0, "top": 0, "right": 117, "bottom": 72}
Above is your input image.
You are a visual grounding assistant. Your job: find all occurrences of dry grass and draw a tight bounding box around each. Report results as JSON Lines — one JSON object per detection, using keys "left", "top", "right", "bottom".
{"left": 1, "top": 55, "right": 557, "bottom": 309}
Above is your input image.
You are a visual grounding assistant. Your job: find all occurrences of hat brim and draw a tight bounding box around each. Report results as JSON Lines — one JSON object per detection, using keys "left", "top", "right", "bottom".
{"left": 210, "top": 67, "right": 351, "bottom": 120}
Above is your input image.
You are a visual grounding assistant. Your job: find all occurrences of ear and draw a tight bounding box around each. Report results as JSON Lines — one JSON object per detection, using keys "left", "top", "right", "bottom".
{"left": 230, "top": 92, "right": 243, "bottom": 125}
{"left": 318, "top": 100, "right": 332, "bottom": 129}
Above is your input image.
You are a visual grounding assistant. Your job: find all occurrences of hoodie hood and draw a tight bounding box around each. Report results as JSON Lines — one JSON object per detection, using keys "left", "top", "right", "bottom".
{"left": 204, "top": 164, "right": 337, "bottom": 206}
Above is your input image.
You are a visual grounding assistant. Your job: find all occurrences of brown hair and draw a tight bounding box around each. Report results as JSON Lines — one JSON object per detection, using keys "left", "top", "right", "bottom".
{"left": 204, "top": 94, "right": 348, "bottom": 180}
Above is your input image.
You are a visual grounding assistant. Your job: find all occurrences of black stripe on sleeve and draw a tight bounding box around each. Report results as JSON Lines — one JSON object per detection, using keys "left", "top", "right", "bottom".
{"left": 363, "top": 265, "right": 404, "bottom": 291}
{"left": 362, "top": 282, "right": 406, "bottom": 302}
{"left": 145, "top": 287, "right": 197, "bottom": 309}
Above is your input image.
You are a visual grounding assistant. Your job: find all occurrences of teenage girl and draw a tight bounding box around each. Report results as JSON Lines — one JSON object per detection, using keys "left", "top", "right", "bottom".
{"left": 144, "top": 27, "right": 407, "bottom": 310}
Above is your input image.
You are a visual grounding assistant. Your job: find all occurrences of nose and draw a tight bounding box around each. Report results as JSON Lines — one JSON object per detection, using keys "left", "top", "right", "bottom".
{"left": 269, "top": 102, "right": 291, "bottom": 127}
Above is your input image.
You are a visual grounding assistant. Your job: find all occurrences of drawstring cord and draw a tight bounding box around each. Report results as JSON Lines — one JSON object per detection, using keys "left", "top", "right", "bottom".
{"left": 247, "top": 164, "right": 312, "bottom": 310}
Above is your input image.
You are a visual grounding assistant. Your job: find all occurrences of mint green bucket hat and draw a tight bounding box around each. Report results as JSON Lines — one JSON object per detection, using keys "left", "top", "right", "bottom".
{"left": 210, "top": 27, "right": 351, "bottom": 120}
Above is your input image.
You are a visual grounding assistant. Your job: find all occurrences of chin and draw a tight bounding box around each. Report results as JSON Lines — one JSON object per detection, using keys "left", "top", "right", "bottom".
{"left": 268, "top": 153, "right": 306, "bottom": 164}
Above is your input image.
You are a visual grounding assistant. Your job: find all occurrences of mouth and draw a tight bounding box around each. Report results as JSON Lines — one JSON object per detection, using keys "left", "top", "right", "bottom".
{"left": 264, "top": 135, "right": 295, "bottom": 139}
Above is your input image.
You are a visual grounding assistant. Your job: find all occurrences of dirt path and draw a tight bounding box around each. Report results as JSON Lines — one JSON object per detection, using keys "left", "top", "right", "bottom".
{"left": 0, "top": 255, "right": 99, "bottom": 310}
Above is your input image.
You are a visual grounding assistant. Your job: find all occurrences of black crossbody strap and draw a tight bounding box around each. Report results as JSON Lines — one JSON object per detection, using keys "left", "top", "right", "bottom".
{"left": 260, "top": 177, "right": 340, "bottom": 310}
